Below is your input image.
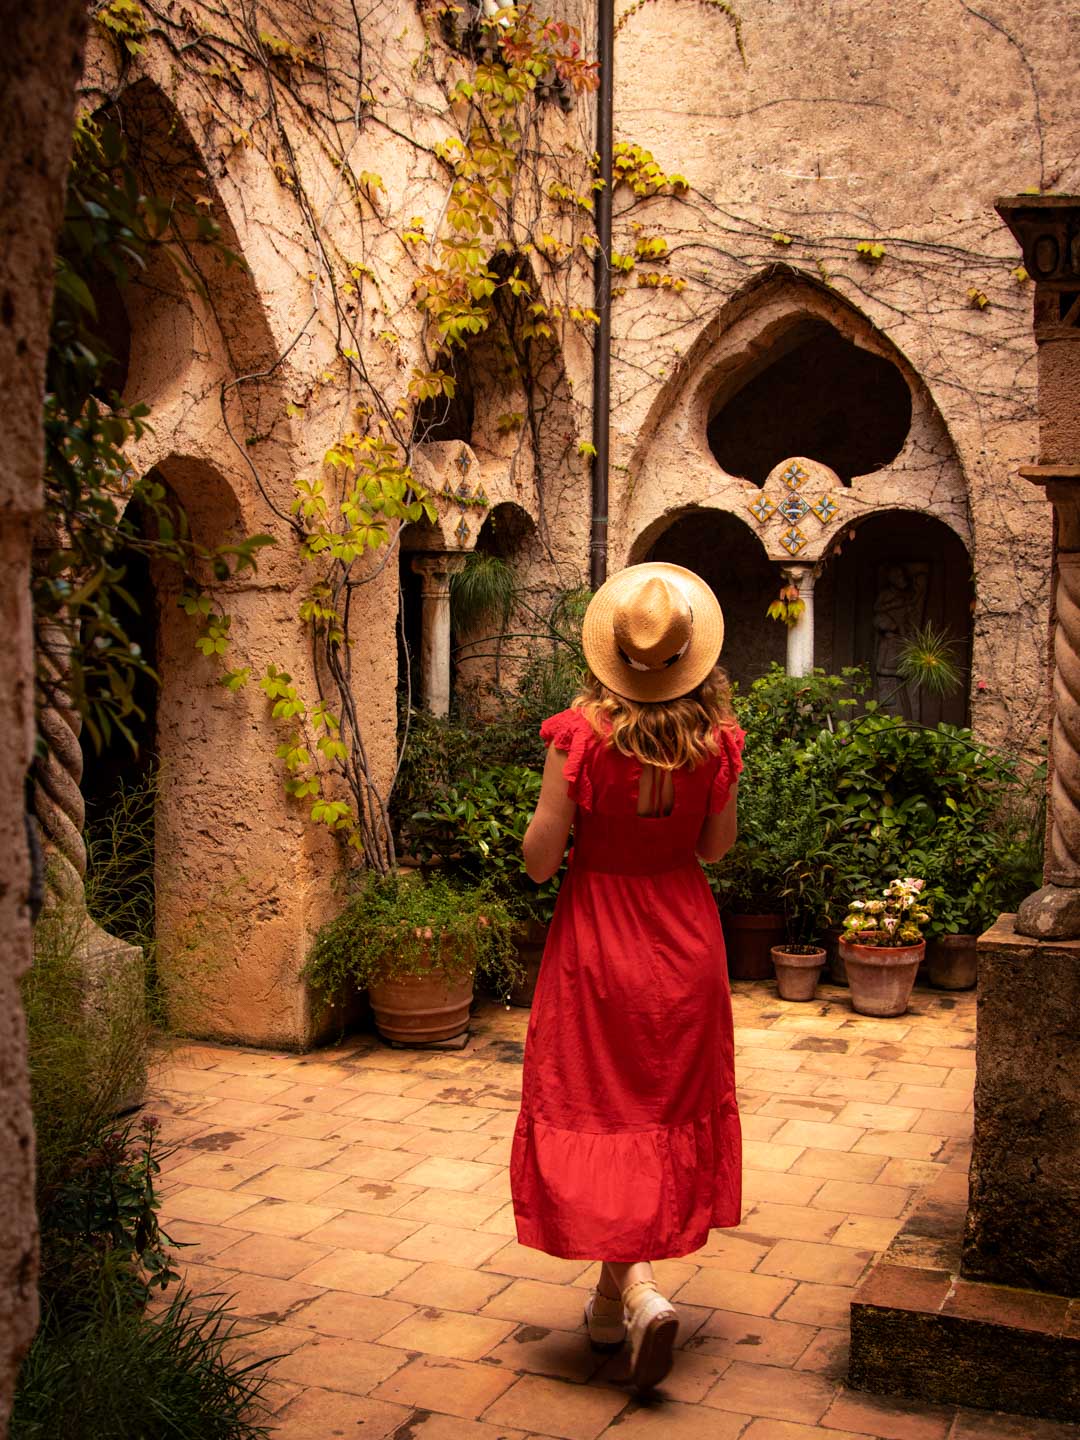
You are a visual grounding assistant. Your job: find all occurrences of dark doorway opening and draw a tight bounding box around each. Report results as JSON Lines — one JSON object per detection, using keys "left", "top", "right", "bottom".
{"left": 823, "top": 510, "right": 973, "bottom": 726}
{"left": 708, "top": 320, "right": 912, "bottom": 486}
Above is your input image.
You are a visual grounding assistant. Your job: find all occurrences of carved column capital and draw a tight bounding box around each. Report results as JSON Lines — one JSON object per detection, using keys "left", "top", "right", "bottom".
{"left": 411, "top": 552, "right": 468, "bottom": 599}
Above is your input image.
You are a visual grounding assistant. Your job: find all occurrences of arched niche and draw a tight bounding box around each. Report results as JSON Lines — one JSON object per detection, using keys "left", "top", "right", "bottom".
{"left": 817, "top": 509, "right": 974, "bottom": 726}
{"left": 707, "top": 316, "right": 913, "bottom": 486}
{"left": 633, "top": 508, "right": 786, "bottom": 688}
{"left": 412, "top": 253, "right": 576, "bottom": 545}
{"left": 80, "top": 456, "right": 249, "bottom": 964}
{"left": 98, "top": 77, "right": 279, "bottom": 411}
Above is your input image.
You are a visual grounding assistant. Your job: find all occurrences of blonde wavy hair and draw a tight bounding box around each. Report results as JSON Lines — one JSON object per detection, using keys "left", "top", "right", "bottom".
{"left": 573, "top": 664, "right": 736, "bottom": 770}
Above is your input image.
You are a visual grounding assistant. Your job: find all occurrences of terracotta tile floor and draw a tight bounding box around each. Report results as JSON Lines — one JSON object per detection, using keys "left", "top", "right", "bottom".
{"left": 150, "top": 982, "right": 1078, "bottom": 1440}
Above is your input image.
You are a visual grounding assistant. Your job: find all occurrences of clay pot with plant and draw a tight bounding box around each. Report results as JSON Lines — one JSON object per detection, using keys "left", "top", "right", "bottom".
{"left": 706, "top": 741, "right": 832, "bottom": 981}
{"left": 838, "top": 877, "right": 931, "bottom": 1018}
{"left": 769, "top": 849, "right": 841, "bottom": 1001}
{"left": 303, "top": 871, "right": 519, "bottom": 1045}
{"left": 406, "top": 763, "right": 560, "bottom": 1006}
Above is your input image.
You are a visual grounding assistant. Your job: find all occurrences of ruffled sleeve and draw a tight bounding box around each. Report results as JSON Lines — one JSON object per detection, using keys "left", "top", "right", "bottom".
{"left": 708, "top": 724, "right": 745, "bottom": 814}
{"left": 539, "top": 708, "right": 595, "bottom": 811}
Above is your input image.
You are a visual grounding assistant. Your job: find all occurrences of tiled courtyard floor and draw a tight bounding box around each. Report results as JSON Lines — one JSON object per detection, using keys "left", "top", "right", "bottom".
{"left": 150, "top": 982, "right": 1077, "bottom": 1440}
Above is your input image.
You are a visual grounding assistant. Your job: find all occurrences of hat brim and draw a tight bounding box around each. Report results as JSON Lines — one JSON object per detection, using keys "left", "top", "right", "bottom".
{"left": 581, "top": 562, "right": 726, "bottom": 702}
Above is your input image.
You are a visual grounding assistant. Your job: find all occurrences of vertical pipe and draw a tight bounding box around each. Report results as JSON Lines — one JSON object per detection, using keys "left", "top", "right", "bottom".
{"left": 589, "top": 0, "right": 614, "bottom": 591}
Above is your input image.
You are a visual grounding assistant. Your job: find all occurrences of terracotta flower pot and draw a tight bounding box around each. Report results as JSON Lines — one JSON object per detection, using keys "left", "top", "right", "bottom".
{"left": 508, "top": 918, "right": 548, "bottom": 1008}
{"left": 927, "top": 933, "right": 979, "bottom": 990}
{"left": 771, "top": 945, "right": 826, "bottom": 1002}
{"left": 839, "top": 938, "right": 926, "bottom": 1017}
{"left": 722, "top": 912, "right": 786, "bottom": 981}
{"left": 368, "top": 937, "right": 475, "bottom": 1044}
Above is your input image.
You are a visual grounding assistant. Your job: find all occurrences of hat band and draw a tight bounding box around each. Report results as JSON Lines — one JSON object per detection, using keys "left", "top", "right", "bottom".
{"left": 617, "top": 625, "right": 692, "bottom": 674}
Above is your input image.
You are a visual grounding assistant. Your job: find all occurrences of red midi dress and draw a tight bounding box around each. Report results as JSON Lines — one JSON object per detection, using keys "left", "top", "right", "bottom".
{"left": 510, "top": 706, "right": 745, "bottom": 1261}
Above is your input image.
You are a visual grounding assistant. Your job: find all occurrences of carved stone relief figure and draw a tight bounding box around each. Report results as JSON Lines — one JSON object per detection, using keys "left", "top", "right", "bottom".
{"left": 873, "top": 562, "right": 929, "bottom": 718}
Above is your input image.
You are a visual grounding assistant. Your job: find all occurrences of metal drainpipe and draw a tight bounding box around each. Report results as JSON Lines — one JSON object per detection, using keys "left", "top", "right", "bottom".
{"left": 589, "top": 0, "right": 614, "bottom": 591}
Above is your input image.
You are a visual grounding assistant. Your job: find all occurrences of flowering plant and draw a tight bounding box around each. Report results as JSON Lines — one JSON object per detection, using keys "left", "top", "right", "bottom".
{"left": 841, "top": 877, "right": 931, "bottom": 948}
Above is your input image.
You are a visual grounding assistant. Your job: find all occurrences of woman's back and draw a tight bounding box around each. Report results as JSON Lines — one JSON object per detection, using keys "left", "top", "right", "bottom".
{"left": 539, "top": 707, "right": 741, "bottom": 877}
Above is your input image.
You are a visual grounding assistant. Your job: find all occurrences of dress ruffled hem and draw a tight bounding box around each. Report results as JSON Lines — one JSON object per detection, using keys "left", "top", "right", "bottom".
{"left": 510, "top": 1101, "right": 742, "bottom": 1262}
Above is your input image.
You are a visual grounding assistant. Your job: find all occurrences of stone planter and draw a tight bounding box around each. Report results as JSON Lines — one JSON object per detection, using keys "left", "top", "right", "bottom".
{"left": 771, "top": 944, "right": 826, "bottom": 1002}
{"left": 723, "top": 912, "right": 786, "bottom": 981}
{"left": 839, "top": 938, "right": 926, "bottom": 1017}
{"left": 368, "top": 937, "right": 475, "bottom": 1044}
{"left": 508, "top": 918, "right": 548, "bottom": 1008}
{"left": 927, "top": 933, "right": 979, "bottom": 990}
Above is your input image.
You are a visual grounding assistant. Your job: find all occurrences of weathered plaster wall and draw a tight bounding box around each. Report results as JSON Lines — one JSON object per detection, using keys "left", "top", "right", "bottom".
{"left": 70, "top": 0, "right": 1077, "bottom": 1046}
{"left": 602, "top": 0, "right": 1077, "bottom": 749}
{"left": 0, "top": 0, "right": 88, "bottom": 1422}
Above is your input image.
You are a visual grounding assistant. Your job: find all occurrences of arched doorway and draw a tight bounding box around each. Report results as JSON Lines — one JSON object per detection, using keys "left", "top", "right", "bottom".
{"left": 820, "top": 510, "right": 973, "bottom": 725}
{"left": 641, "top": 509, "right": 785, "bottom": 689}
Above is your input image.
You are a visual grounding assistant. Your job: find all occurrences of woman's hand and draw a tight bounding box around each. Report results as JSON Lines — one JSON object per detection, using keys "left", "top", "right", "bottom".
{"left": 523, "top": 745, "right": 576, "bottom": 883}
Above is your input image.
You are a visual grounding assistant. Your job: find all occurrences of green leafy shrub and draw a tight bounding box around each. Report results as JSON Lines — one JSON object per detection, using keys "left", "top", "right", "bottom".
{"left": 303, "top": 869, "right": 521, "bottom": 998}
{"left": 26, "top": 894, "right": 151, "bottom": 1193}
{"left": 406, "top": 763, "right": 560, "bottom": 925}
{"left": 11, "top": 1285, "right": 274, "bottom": 1440}
{"left": 803, "top": 710, "right": 1043, "bottom": 933}
{"left": 37, "top": 1114, "right": 179, "bottom": 1329}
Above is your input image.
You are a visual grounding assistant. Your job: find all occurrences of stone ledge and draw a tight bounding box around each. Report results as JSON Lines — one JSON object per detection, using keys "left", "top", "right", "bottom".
{"left": 849, "top": 1167, "right": 1080, "bottom": 1423}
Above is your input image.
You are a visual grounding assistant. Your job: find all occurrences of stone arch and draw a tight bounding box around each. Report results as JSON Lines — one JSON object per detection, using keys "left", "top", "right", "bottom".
{"left": 617, "top": 267, "right": 971, "bottom": 573}
{"left": 816, "top": 507, "right": 975, "bottom": 726}
{"left": 108, "top": 77, "right": 279, "bottom": 378}
{"left": 706, "top": 315, "right": 913, "bottom": 486}
{"left": 413, "top": 251, "right": 582, "bottom": 556}
{"left": 631, "top": 506, "right": 786, "bottom": 688}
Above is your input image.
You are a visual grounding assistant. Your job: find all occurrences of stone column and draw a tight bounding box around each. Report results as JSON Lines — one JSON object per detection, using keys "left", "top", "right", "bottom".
{"left": 411, "top": 553, "right": 467, "bottom": 717}
{"left": 31, "top": 617, "right": 146, "bottom": 1107}
{"left": 960, "top": 197, "right": 1080, "bottom": 1291}
{"left": 781, "top": 564, "right": 816, "bottom": 677}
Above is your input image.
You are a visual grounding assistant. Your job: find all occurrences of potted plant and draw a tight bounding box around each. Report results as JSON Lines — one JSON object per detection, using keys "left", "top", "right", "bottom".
{"left": 708, "top": 739, "right": 838, "bottom": 982}
{"left": 838, "top": 876, "right": 931, "bottom": 1017}
{"left": 303, "top": 871, "right": 519, "bottom": 1045}
{"left": 407, "top": 763, "right": 559, "bottom": 1006}
{"left": 770, "top": 850, "right": 840, "bottom": 1001}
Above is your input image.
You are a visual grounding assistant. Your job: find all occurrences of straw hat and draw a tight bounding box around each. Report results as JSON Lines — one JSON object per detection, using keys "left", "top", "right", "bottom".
{"left": 581, "top": 562, "right": 725, "bottom": 702}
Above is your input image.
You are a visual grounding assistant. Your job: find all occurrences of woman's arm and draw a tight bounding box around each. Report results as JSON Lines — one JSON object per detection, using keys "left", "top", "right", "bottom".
{"left": 695, "top": 781, "right": 738, "bottom": 864}
{"left": 523, "top": 745, "right": 577, "bottom": 882}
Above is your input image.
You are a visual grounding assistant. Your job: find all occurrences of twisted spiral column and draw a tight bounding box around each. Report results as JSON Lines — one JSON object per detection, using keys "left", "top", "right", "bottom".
{"left": 32, "top": 620, "right": 88, "bottom": 906}
{"left": 1047, "top": 553, "right": 1080, "bottom": 884}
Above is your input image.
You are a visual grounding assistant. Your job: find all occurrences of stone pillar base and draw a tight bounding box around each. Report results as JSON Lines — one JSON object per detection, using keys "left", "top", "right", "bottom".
{"left": 849, "top": 1166, "right": 1080, "bottom": 1423}
{"left": 964, "top": 916, "right": 1080, "bottom": 1293}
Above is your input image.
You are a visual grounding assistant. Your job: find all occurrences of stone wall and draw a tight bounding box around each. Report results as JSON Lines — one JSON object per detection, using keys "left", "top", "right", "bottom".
{"left": 0, "top": 1, "right": 88, "bottom": 1424}
{"left": 65, "top": 0, "right": 1078, "bottom": 1045}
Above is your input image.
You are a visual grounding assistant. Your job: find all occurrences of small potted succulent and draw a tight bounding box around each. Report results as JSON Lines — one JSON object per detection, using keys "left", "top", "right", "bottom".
{"left": 303, "top": 871, "right": 519, "bottom": 1045}
{"left": 839, "top": 876, "right": 931, "bottom": 1017}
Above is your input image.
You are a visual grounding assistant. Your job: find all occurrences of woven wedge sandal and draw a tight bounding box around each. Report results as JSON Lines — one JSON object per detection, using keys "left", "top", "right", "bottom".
{"left": 583, "top": 1290, "right": 626, "bottom": 1351}
{"left": 622, "top": 1279, "right": 678, "bottom": 1390}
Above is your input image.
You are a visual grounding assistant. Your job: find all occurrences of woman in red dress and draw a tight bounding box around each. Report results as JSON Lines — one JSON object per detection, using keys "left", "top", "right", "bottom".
{"left": 510, "top": 562, "right": 744, "bottom": 1392}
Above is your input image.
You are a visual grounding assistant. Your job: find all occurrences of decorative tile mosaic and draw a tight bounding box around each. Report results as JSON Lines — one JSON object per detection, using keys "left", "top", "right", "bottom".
{"left": 474, "top": 486, "right": 490, "bottom": 508}
{"left": 812, "top": 494, "right": 840, "bottom": 524}
{"left": 779, "top": 525, "right": 807, "bottom": 556}
{"left": 778, "top": 494, "right": 810, "bottom": 524}
{"left": 748, "top": 492, "right": 776, "bottom": 524}
{"left": 456, "top": 449, "right": 472, "bottom": 476}
{"left": 780, "top": 461, "right": 809, "bottom": 490}
{"left": 455, "top": 480, "right": 472, "bottom": 502}
{"left": 455, "top": 516, "right": 471, "bottom": 546}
